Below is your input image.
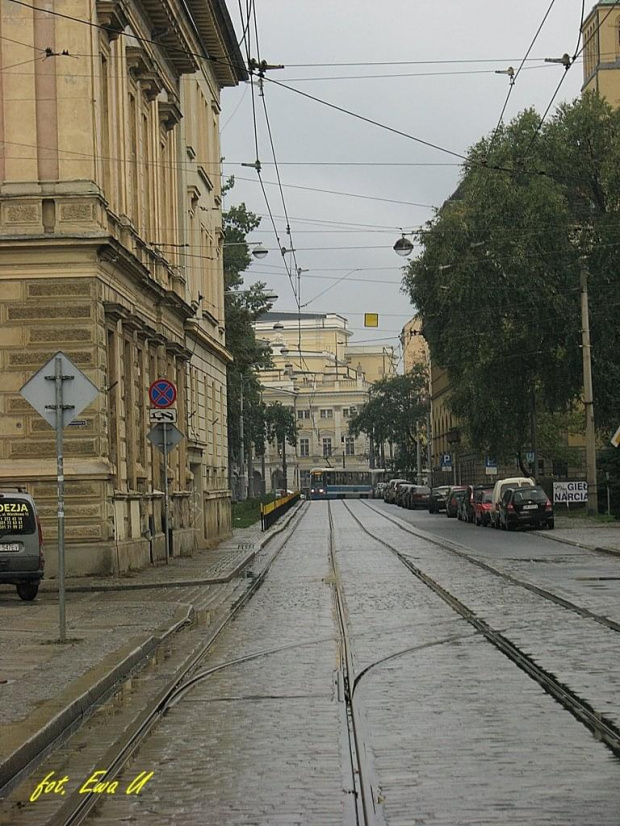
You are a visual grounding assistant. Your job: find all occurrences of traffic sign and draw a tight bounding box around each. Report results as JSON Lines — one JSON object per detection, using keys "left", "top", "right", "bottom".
{"left": 149, "top": 378, "right": 177, "bottom": 409}
{"left": 440, "top": 452, "right": 452, "bottom": 471}
{"left": 147, "top": 423, "right": 184, "bottom": 452}
{"left": 611, "top": 424, "right": 620, "bottom": 448}
{"left": 525, "top": 451, "right": 535, "bottom": 464}
{"left": 484, "top": 456, "right": 498, "bottom": 475}
{"left": 20, "top": 351, "right": 99, "bottom": 430}
{"left": 149, "top": 408, "right": 177, "bottom": 424}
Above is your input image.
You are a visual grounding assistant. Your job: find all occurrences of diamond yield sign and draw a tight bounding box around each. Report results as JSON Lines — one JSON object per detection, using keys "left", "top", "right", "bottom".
{"left": 147, "top": 423, "right": 184, "bottom": 452}
{"left": 20, "top": 351, "right": 99, "bottom": 430}
{"left": 149, "top": 378, "right": 176, "bottom": 409}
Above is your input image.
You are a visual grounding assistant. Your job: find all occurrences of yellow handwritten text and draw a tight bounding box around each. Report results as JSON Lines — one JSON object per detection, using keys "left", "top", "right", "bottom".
{"left": 30, "top": 772, "right": 70, "bottom": 802}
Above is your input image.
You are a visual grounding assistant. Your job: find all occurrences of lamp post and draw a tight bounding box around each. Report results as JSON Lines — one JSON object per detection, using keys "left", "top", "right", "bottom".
{"left": 580, "top": 257, "right": 598, "bottom": 515}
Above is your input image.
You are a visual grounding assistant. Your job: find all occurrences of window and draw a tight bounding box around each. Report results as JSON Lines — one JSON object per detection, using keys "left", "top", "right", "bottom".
{"left": 299, "top": 438, "right": 310, "bottom": 457}
{"left": 322, "top": 438, "right": 332, "bottom": 457}
{"left": 342, "top": 408, "right": 350, "bottom": 418}
{"left": 300, "top": 471, "right": 311, "bottom": 489}
{"left": 320, "top": 409, "right": 333, "bottom": 419}
{"left": 345, "top": 437, "right": 355, "bottom": 456}
{"left": 297, "top": 409, "right": 310, "bottom": 419}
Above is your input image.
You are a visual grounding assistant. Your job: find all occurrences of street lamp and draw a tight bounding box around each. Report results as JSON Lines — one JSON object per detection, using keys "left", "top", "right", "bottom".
{"left": 252, "top": 243, "right": 268, "bottom": 259}
{"left": 393, "top": 233, "right": 414, "bottom": 257}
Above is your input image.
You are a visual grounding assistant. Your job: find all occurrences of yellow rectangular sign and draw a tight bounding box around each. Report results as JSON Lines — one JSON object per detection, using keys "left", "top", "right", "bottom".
{"left": 364, "top": 313, "right": 379, "bottom": 328}
{"left": 611, "top": 424, "right": 620, "bottom": 448}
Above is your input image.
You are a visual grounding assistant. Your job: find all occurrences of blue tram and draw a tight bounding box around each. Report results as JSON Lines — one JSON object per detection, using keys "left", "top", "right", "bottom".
{"left": 309, "top": 468, "right": 386, "bottom": 500}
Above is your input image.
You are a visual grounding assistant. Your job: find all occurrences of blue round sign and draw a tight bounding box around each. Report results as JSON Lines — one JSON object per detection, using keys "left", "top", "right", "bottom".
{"left": 149, "top": 379, "right": 177, "bottom": 409}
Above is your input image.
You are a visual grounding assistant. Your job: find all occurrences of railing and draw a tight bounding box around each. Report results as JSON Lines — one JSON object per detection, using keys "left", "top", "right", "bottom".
{"left": 260, "top": 492, "right": 301, "bottom": 531}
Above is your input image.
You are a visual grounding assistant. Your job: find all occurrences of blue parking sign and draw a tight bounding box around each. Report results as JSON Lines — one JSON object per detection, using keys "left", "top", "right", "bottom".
{"left": 441, "top": 453, "right": 453, "bottom": 470}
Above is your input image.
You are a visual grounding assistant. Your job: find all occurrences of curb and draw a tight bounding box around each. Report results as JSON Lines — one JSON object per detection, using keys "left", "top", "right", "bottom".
{"left": 0, "top": 603, "right": 192, "bottom": 794}
{"left": 0, "top": 501, "right": 303, "bottom": 793}
{"left": 40, "top": 549, "right": 256, "bottom": 593}
{"left": 531, "top": 529, "right": 620, "bottom": 558}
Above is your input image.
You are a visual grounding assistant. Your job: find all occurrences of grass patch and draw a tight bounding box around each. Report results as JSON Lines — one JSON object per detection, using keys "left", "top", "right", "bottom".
{"left": 231, "top": 494, "right": 277, "bottom": 529}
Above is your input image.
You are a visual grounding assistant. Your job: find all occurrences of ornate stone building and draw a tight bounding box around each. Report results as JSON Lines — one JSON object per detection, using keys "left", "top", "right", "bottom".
{"left": 0, "top": 0, "right": 246, "bottom": 574}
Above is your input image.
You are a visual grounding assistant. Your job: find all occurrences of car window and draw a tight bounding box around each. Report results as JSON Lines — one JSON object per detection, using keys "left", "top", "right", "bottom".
{"left": 514, "top": 488, "right": 547, "bottom": 503}
{"left": 0, "top": 498, "right": 36, "bottom": 535}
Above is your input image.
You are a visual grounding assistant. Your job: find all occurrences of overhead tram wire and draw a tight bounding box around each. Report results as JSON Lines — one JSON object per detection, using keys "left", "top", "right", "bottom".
{"left": 523, "top": 0, "right": 620, "bottom": 155}
{"left": 7, "top": 0, "right": 581, "bottom": 184}
{"left": 488, "top": 0, "right": 559, "bottom": 149}
{"left": 249, "top": 4, "right": 312, "bottom": 369}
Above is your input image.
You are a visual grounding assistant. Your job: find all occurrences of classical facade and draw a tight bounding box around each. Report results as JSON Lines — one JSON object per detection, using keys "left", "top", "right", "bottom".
{"left": 251, "top": 313, "right": 379, "bottom": 493}
{"left": 0, "top": 0, "right": 246, "bottom": 574}
{"left": 582, "top": 0, "right": 620, "bottom": 105}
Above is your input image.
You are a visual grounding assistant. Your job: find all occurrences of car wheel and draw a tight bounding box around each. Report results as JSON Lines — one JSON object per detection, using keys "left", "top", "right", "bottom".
{"left": 16, "top": 582, "right": 39, "bottom": 601}
{"left": 547, "top": 520, "right": 554, "bottom": 530}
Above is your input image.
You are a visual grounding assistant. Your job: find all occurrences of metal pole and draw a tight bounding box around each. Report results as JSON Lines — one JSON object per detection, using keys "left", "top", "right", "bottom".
{"left": 416, "top": 422, "right": 422, "bottom": 485}
{"left": 426, "top": 409, "right": 432, "bottom": 486}
{"left": 239, "top": 380, "right": 247, "bottom": 501}
{"left": 163, "top": 422, "right": 170, "bottom": 562}
{"left": 580, "top": 259, "right": 598, "bottom": 515}
{"left": 55, "top": 357, "right": 66, "bottom": 643}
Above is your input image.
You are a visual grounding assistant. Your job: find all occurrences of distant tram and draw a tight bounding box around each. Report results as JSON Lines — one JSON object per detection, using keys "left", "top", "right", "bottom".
{"left": 309, "top": 467, "right": 386, "bottom": 500}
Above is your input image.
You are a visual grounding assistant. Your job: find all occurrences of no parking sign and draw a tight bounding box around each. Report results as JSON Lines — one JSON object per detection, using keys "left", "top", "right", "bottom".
{"left": 149, "top": 378, "right": 177, "bottom": 409}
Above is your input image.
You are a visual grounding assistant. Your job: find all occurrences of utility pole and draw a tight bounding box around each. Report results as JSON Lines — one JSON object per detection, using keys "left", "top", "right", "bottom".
{"left": 239, "top": 380, "right": 247, "bottom": 501}
{"left": 416, "top": 421, "right": 423, "bottom": 485}
{"left": 580, "top": 258, "right": 598, "bottom": 515}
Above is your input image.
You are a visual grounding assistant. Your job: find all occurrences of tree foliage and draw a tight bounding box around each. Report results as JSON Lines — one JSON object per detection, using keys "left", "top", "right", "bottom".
{"left": 223, "top": 179, "right": 274, "bottom": 460}
{"left": 403, "top": 93, "right": 620, "bottom": 460}
{"left": 348, "top": 368, "right": 429, "bottom": 473}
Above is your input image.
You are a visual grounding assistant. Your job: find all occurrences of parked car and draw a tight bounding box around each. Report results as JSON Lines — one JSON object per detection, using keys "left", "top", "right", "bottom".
{"left": 428, "top": 486, "right": 451, "bottom": 514}
{"left": 446, "top": 486, "right": 467, "bottom": 518}
{"left": 373, "top": 482, "right": 387, "bottom": 499}
{"left": 498, "top": 485, "right": 554, "bottom": 531}
{"left": 384, "top": 479, "right": 409, "bottom": 504}
{"left": 409, "top": 485, "right": 431, "bottom": 509}
{"left": 473, "top": 487, "right": 494, "bottom": 526}
{"left": 461, "top": 485, "right": 492, "bottom": 523}
{"left": 489, "top": 477, "right": 535, "bottom": 528}
{"left": 396, "top": 483, "right": 415, "bottom": 508}
{"left": 0, "top": 489, "right": 44, "bottom": 600}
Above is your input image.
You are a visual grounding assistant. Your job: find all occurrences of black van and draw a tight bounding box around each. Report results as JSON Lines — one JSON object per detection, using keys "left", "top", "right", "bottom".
{"left": 0, "top": 490, "right": 44, "bottom": 600}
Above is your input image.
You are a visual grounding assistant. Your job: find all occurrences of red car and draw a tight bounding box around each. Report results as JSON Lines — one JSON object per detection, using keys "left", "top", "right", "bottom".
{"left": 473, "top": 487, "right": 494, "bottom": 526}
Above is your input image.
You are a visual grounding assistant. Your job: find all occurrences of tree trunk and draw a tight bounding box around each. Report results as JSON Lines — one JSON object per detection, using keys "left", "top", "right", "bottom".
{"left": 281, "top": 438, "right": 288, "bottom": 490}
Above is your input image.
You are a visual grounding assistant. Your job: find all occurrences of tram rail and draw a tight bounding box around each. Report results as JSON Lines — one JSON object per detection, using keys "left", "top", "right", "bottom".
{"left": 43, "top": 503, "right": 309, "bottom": 826}
{"left": 341, "top": 499, "right": 620, "bottom": 758}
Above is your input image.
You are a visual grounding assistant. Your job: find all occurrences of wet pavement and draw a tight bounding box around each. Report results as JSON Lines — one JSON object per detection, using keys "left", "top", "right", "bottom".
{"left": 50, "top": 500, "right": 620, "bottom": 825}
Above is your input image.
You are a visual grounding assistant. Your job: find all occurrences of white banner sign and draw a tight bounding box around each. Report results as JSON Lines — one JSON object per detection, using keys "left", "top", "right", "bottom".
{"left": 553, "top": 481, "right": 588, "bottom": 503}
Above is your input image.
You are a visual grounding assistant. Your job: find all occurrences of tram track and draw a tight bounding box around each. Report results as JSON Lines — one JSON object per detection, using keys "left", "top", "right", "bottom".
{"left": 361, "top": 499, "right": 620, "bottom": 635}
{"left": 327, "top": 501, "right": 384, "bottom": 826}
{"left": 340, "top": 499, "right": 620, "bottom": 759}
{"left": 25, "top": 503, "right": 310, "bottom": 826}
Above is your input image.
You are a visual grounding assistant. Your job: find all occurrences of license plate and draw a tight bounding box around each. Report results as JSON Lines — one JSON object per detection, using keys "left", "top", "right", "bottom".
{"left": 0, "top": 543, "right": 20, "bottom": 552}
{"left": 522, "top": 504, "right": 538, "bottom": 510}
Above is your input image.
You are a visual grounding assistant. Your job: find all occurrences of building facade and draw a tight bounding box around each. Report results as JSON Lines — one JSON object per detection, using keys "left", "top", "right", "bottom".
{"left": 0, "top": 0, "right": 246, "bottom": 575}
{"left": 252, "top": 313, "right": 379, "bottom": 493}
{"left": 582, "top": 0, "right": 620, "bottom": 105}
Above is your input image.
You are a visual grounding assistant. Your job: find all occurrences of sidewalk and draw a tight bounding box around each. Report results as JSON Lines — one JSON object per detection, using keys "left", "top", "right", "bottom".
{"left": 534, "top": 514, "right": 620, "bottom": 555}
{"left": 0, "top": 509, "right": 299, "bottom": 791}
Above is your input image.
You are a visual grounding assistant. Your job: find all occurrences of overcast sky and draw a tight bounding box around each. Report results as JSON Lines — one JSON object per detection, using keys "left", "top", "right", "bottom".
{"left": 220, "top": 1, "right": 587, "bottom": 362}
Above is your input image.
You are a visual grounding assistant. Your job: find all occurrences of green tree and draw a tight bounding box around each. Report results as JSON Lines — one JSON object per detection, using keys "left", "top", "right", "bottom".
{"left": 264, "top": 402, "right": 298, "bottom": 490}
{"left": 223, "top": 180, "right": 274, "bottom": 477}
{"left": 348, "top": 368, "right": 428, "bottom": 475}
{"left": 404, "top": 93, "right": 620, "bottom": 461}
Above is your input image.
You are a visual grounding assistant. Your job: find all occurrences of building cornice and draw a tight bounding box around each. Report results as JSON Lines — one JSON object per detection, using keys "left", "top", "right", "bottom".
{"left": 185, "top": 318, "right": 233, "bottom": 363}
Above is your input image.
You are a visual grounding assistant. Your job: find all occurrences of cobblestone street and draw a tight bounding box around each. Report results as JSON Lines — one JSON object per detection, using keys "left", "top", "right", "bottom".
{"left": 4, "top": 502, "right": 620, "bottom": 825}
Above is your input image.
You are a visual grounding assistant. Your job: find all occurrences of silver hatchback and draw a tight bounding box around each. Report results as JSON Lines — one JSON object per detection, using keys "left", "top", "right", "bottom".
{"left": 0, "top": 490, "right": 44, "bottom": 600}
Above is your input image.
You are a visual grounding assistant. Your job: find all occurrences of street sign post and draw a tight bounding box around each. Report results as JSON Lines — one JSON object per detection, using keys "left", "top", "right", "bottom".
{"left": 147, "top": 423, "right": 184, "bottom": 561}
{"left": 149, "top": 378, "right": 177, "bottom": 409}
{"left": 20, "top": 352, "right": 99, "bottom": 642}
{"left": 440, "top": 453, "right": 452, "bottom": 472}
{"left": 484, "top": 456, "right": 498, "bottom": 476}
{"left": 611, "top": 424, "right": 620, "bottom": 449}
{"left": 149, "top": 408, "right": 177, "bottom": 424}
